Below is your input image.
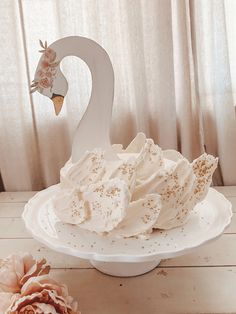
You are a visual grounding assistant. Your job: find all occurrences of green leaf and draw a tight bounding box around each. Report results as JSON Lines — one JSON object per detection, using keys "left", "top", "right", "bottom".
{"left": 30, "top": 87, "right": 38, "bottom": 93}
{"left": 39, "top": 40, "right": 44, "bottom": 48}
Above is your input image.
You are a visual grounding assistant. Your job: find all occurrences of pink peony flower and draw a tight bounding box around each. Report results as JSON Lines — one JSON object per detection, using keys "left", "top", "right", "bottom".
{"left": 0, "top": 253, "right": 50, "bottom": 293}
{"left": 44, "top": 48, "right": 56, "bottom": 62}
{"left": 3, "top": 275, "right": 80, "bottom": 314}
{"left": 0, "top": 292, "right": 17, "bottom": 314}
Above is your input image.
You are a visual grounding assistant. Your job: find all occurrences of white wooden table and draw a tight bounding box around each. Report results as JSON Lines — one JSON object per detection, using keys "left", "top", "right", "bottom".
{"left": 0, "top": 187, "right": 236, "bottom": 314}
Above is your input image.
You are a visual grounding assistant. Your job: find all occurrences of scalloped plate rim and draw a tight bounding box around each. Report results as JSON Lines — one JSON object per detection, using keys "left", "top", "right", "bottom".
{"left": 22, "top": 185, "right": 233, "bottom": 262}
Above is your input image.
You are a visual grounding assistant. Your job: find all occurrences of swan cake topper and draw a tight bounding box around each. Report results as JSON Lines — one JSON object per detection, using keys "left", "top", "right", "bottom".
{"left": 31, "top": 36, "right": 218, "bottom": 238}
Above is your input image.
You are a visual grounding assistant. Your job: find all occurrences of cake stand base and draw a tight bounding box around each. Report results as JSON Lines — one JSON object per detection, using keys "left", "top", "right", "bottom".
{"left": 90, "top": 260, "right": 161, "bottom": 277}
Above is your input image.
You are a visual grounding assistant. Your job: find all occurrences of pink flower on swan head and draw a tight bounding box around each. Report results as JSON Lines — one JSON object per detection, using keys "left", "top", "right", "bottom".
{"left": 44, "top": 48, "right": 56, "bottom": 62}
{"left": 0, "top": 253, "right": 50, "bottom": 293}
{"left": 36, "top": 69, "right": 45, "bottom": 78}
{"left": 38, "top": 77, "right": 53, "bottom": 89}
{"left": 3, "top": 275, "right": 80, "bottom": 314}
{"left": 41, "top": 59, "right": 50, "bottom": 70}
{"left": 44, "top": 71, "right": 53, "bottom": 78}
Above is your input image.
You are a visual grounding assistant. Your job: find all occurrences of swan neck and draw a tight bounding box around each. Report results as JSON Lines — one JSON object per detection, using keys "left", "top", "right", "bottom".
{"left": 50, "top": 37, "right": 115, "bottom": 162}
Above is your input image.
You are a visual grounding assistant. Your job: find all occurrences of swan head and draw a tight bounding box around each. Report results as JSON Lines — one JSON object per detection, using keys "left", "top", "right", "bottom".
{"left": 30, "top": 40, "right": 68, "bottom": 115}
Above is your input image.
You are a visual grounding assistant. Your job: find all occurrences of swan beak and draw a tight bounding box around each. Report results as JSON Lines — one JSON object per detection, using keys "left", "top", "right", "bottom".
{"left": 51, "top": 95, "right": 64, "bottom": 115}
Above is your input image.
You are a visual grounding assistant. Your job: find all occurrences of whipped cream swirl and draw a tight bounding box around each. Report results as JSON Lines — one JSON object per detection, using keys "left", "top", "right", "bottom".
{"left": 52, "top": 133, "right": 218, "bottom": 238}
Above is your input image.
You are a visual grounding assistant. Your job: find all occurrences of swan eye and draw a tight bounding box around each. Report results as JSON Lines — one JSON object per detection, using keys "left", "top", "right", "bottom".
{"left": 51, "top": 94, "right": 64, "bottom": 115}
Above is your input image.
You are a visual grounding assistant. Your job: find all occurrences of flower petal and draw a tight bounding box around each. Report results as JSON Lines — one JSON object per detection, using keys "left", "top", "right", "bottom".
{"left": 20, "top": 258, "right": 50, "bottom": 286}
{"left": 0, "top": 292, "right": 16, "bottom": 313}
{"left": 8, "top": 275, "right": 81, "bottom": 313}
{"left": 0, "top": 254, "right": 25, "bottom": 293}
{"left": 20, "top": 275, "right": 64, "bottom": 297}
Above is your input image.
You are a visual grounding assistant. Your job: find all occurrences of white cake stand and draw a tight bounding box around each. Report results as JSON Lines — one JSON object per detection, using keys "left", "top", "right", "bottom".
{"left": 22, "top": 185, "right": 232, "bottom": 277}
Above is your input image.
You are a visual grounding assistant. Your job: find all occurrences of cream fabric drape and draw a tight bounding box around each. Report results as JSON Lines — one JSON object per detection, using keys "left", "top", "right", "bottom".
{"left": 1, "top": 0, "right": 236, "bottom": 191}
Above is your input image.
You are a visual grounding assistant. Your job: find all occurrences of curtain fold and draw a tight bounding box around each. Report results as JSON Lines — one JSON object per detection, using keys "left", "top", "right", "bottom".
{"left": 1, "top": 0, "right": 236, "bottom": 191}
{"left": 190, "top": 0, "right": 236, "bottom": 185}
{"left": 172, "top": 0, "right": 204, "bottom": 161}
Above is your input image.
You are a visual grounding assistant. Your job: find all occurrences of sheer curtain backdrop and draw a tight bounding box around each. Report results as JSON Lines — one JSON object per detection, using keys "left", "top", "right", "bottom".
{"left": 1, "top": 0, "right": 236, "bottom": 191}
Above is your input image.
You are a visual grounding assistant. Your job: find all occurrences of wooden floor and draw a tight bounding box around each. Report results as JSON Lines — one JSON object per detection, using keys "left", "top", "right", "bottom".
{"left": 0, "top": 187, "right": 236, "bottom": 314}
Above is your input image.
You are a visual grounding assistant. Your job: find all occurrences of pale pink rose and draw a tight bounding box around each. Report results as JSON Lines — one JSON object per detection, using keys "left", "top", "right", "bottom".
{"left": 5, "top": 275, "right": 80, "bottom": 314}
{"left": 44, "top": 48, "right": 56, "bottom": 62}
{"left": 38, "top": 77, "right": 53, "bottom": 89}
{"left": 36, "top": 69, "right": 45, "bottom": 78}
{"left": 0, "top": 253, "right": 50, "bottom": 293}
{"left": 45, "top": 71, "right": 52, "bottom": 78}
{"left": 0, "top": 292, "right": 18, "bottom": 314}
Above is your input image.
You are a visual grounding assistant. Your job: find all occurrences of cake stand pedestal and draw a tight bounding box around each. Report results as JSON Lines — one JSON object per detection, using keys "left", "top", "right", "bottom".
{"left": 90, "top": 260, "right": 161, "bottom": 277}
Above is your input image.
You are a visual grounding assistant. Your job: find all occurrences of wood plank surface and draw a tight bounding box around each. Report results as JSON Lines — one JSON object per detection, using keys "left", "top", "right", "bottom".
{"left": 0, "top": 239, "right": 90, "bottom": 268}
{"left": 0, "top": 203, "right": 25, "bottom": 218}
{"left": 0, "top": 218, "right": 31, "bottom": 238}
{"left": 0, "top": 191, "right": 37, "bottom": 202}
{"left": 214, "top": 185, "right": 236, "bottom": 196}
{"left": 51, "top": 267, "right": 236, "bottom": 314}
